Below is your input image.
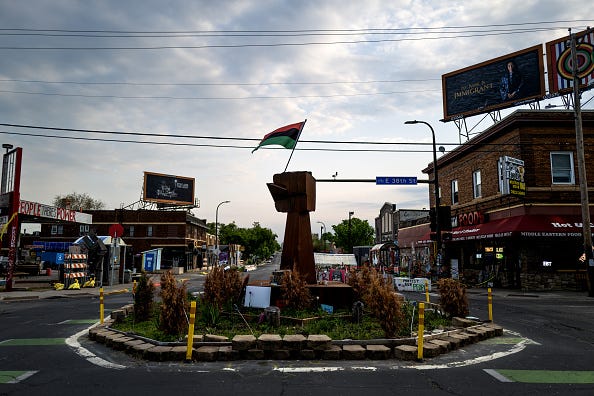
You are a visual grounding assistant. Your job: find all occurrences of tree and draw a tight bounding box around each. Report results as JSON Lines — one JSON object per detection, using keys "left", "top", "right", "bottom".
{"left": 207, "top": 221, "right": 280, "bottom": 263}
{"left": 332, "top": 217, "right": 374, "bottom": 254}
{"left": 53, "top": 192, "right": 105, "bottom": 210}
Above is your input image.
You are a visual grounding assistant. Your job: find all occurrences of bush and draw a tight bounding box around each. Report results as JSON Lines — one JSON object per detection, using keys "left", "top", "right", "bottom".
{"left": 203, "top": 266, "right": 245, "bottom": 310}
{"left": 133, "top": 272, "right": 155, "bottom": 322}
{"left": 158, "top": 271, "right": 189, "bottom": 336}
{"left": 348, "top": 267, "right": 405, "bottom": 338}
{"left": 280, "top": 267, "right": 313, "bottom": 311}
{"left": 437, "top": 278, "right": 469, "bottom": 318}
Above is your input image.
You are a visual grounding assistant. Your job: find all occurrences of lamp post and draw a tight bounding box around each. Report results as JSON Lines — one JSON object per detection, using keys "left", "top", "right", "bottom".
{"left": 405, "top": 120, "right": 442, "bottom": 265}
{"left": 215, "top": 200, "right": 230, "bottom": 266}
{"left": 348, "top": 211, "right": 354, "bottom": 253}
{"left": 317, "top": 221, "right": 326, "bottom": 251}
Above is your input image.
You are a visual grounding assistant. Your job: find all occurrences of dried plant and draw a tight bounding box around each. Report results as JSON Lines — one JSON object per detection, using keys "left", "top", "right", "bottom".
{"left": 348, "top": 267, "right": 404, "bottom": 338}
{"left": 158, "top": 270, "right": 189, "bottom": 336}
{"left": 203, "top": 266, "right": 245, "bottom": 310}
{"left": 133, "top": 272, "right": 155, "bottom": 322}
{"left": 437, "top": 278, "right": 469, "bottom": 318}
{"left": 280, "top": 267, "right": 313, "bottom": 311}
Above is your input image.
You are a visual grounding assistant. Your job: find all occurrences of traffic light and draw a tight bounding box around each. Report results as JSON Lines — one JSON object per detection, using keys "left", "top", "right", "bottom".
{"left": 429, "top": 206, "right": 452, "bottom": 232}
{"left": 439, "top": 205, "right": 452, "bottom": 231}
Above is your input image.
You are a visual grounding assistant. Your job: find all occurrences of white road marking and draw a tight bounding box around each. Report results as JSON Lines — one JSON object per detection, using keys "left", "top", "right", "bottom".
{"left": 274, "top": 367, "right": 344, "bottom": 373}
{"left": 403, "top": 329, "right": 538, "bottom": 370}
{"left": 65, "top": 324, "right": 127, "bottom": 370}
{"left": 483, "top": 368, "right": 513, "bottom": 382}
{"left": 6, "top": 371, "right": 38, "bottom": 384}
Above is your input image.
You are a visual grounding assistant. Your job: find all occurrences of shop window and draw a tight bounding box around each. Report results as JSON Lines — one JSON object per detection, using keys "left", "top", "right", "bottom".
{"left": 473, "top": 170, "right": 482, "bottom": 199}
{"left": 550, "top": 152, "right": 574, "bottom": 184}
{"left": 451, "top": 179, "right": 459, "bottom": 204}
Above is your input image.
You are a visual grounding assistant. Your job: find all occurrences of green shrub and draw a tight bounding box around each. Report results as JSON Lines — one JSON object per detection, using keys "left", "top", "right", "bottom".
{"left": 437, "top": 278, "right": 469, "bottom": 318}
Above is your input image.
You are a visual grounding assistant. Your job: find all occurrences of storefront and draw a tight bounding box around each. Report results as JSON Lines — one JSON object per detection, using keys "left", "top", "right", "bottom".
{"left": 398, "top": 211, "right": 590, "bottom": 290}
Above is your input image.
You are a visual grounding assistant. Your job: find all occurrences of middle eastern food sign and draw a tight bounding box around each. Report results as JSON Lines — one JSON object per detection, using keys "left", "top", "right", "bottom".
{"left": 442, "top": 45, "right": 545, "bottom": 121}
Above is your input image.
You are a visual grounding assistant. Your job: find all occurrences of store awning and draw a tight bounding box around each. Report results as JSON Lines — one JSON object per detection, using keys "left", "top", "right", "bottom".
{"left": 397, "top": 224, "right": 431, "bottom": 247}
{"left": 371, "top": 242, "right": 398, "bottom": 251}
{"left": 452, "top": 214, "right": 585, "bottom": 241}
{"left": 397, "top": 214, "right": 585, "bottom": 247}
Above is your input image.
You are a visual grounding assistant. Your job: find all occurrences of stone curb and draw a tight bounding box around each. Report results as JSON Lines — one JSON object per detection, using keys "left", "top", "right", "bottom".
{"left": 88, "top": 306, "right": 503, "bottom": 362}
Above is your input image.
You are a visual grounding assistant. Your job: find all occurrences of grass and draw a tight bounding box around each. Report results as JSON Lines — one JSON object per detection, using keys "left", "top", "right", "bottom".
{"left": 111, "top": 301, "right": 451, "bottom": 342}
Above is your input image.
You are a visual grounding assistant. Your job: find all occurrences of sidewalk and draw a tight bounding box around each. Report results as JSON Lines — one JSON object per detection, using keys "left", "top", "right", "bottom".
{"left": 0, "top": 272, "right": 137, "bottom": 301}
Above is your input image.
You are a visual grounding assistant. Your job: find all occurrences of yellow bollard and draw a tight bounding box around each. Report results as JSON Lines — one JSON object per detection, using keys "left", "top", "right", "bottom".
{"left": 99, "top": 287, "right": 104, "bottom": 324}
{"left": 425, "top": 280, "right": 430, "bottom": 303}
{"left": 417, "top": 302, "right": 424, "bottom": 361}
{"left": 133, "top": 280, "right": 137, "bottom": 295}
{"left": 488, "top": 287, "right": 493, "bottom": 322}
{"left": 185, "top": 301, "right": 197, "bottom": 361}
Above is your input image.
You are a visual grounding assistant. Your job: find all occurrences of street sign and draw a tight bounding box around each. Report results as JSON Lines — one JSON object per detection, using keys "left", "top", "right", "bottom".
{"left": 376, "top": 176, "right": 418, "bottom": 185}
{"left": 109, "top": 223, "right": 124, "bottom": 238}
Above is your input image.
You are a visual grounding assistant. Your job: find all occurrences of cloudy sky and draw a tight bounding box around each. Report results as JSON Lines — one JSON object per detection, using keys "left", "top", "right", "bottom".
{"left": 0, "top": 1, "right": 592, "bottom": 240}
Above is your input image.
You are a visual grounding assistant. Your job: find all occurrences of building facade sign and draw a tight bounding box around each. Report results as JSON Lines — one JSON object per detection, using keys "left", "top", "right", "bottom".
{"left": 18, "top": 199, "right": 92, "bottom": 224}
{"left": 498, "top": 156, "right": 526, "bottom": 196}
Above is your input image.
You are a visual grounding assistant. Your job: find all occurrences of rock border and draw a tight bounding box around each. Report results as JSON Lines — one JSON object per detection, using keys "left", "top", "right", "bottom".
{"left": 89, "top": 303, "right": 503, "bottom": 362}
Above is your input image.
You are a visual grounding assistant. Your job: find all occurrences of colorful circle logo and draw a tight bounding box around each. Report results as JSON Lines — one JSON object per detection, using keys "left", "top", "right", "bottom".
{"left": 557, "top": 42, "right": 594, "bottom": 80}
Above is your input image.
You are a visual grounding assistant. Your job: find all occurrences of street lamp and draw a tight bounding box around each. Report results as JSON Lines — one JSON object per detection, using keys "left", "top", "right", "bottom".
{"left": 405, "top": 120, "right": 442, "bottom": 264}
{"left": 215, "top": 200, "right": 230, "bottom": 254}
{"left": 317, "top": 221, "right": 326, "bottom": 251}
{"left": 348, "top": 211, "right": 354, "bottom": 253}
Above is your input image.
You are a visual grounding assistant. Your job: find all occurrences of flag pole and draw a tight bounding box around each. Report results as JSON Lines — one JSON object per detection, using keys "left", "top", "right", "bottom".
{"left": 283, "top": 119, "right": 306, "bottom": 173}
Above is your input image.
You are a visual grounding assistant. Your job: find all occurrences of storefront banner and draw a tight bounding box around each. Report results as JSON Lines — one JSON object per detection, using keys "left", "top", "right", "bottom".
{"left": 19, "top": 199, "right": 92, "bottom": 224}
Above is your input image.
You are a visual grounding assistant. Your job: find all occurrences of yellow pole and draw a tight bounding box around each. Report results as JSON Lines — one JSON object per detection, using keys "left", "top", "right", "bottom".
{"left": 185, "top": 301, "right": 197, "bottom": 361}
{"left": 99, "top": 287, "right": 104, "bottom": 324}
{"left": 425, "top": 279, "right": 430, "bottom": 303}
{"left": 133, "top": 280, "right": 137, "bottom": 294}
{"left": 417, "top": 302, "right": 424, "bottom": 360}
{"left": 488, "top": 287, "right": 493, "bottom": 322}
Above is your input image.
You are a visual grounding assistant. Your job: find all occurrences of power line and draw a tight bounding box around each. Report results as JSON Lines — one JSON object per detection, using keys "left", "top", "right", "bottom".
{"left": 0, "top": 123, "right": 589, "bottom": 151}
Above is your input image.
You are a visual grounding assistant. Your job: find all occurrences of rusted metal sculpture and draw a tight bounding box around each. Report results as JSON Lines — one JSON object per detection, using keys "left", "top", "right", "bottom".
{"left": 267, "top": 171, "right": 316, "bottom": 284}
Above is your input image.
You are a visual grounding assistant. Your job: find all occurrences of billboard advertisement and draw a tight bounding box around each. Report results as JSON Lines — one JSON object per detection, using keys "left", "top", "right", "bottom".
{"left": 143, "top": 172, "right": 195, "bottom": 205}
{"left": 546, "top": 29, "right": 594, "bottom": 95}
{"left": 442, "top": 45, "right": 545, "bottom": 121}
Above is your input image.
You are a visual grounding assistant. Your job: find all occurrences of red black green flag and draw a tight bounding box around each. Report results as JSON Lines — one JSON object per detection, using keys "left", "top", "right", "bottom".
{"left": 252, "top": 121, "right": 306, "bottom": 153}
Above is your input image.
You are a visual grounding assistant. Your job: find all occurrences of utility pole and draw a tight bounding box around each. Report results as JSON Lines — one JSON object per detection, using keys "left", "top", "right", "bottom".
{"left": 570, "top": 30, "right": 594, "bottom": 297}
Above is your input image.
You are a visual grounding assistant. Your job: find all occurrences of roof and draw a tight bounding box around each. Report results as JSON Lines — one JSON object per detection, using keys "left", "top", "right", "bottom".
{"left": 314, "top": 253, "right": 357, "bottom": 267}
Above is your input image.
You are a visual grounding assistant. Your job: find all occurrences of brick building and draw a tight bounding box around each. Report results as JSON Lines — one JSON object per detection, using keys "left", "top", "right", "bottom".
{"left": 398, "top": 109, "right": 593, "bottom": 291}
{"left": 23, "top": 209, "right": 210, "bottom": 272}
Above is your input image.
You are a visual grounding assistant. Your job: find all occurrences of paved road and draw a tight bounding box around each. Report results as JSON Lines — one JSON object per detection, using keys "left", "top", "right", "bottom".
{"left": 1, "top": 262, "right": 594, "bottom": 395}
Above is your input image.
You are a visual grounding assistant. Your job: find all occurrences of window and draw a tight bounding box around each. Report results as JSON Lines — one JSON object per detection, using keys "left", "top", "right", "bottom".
{"left": 147, "top": 225, "right": 153, "bottom": 237}
{"left": 79, "top": 224, "right": 89, "bottom": 236}
{"left": 550, "top": 152, "right": 574, "bottom": 184}
{"left": 128, "top": 226, "right": 135, "bottom": 237}
{"left": 451, "top": 179, "right": 459, "bottom": 204}
{"left": 473, "top": 170, "right": 482, "bottom": 198}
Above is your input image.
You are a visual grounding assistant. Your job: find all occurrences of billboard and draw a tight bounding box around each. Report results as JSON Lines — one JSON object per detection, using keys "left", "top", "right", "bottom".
{"left": 442, "top": 45, "right": 545, "bottom": 121}
{"left": 546, "top": 29, "right": 594, "bottom": 95}
{"left": 143, "top": 172, "right": 195, "bottom": 205}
